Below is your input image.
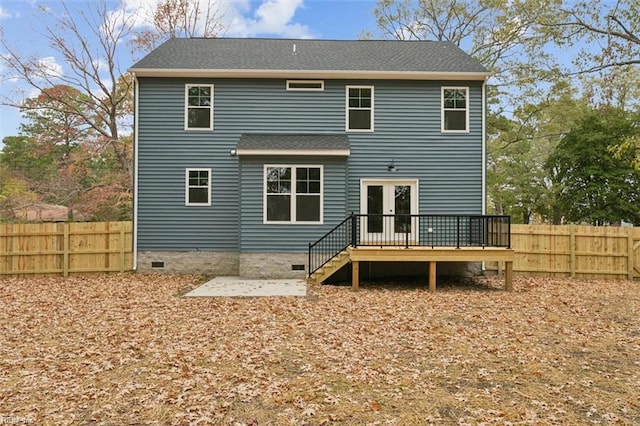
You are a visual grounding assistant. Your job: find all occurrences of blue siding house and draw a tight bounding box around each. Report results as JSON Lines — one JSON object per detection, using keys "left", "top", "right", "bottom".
{"left": 129, "top": 38, "right": 512, "bottom": 283}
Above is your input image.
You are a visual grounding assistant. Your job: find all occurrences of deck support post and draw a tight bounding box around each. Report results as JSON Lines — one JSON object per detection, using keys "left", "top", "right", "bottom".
{"left": 505, "top": 261, "right": 513, "bottom": 291}
{"left": 429, "top": 261, "right": 436, "bottom": 293}
{"left": 352, "top": 261, "right": 359, "bottom": 290}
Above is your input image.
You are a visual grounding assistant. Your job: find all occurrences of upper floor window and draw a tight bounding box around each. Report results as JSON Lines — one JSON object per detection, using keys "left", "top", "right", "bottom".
{"left": 185, "top": 168, "right": 211, "bottom": 206}
{"left": 264, "top": 165, "right": 323, "bottom": 224}
{"left": 287, "top": 80, "right": 324, "bottom": 91}
{"left": 185, "top": 84, "right": 213, "bottom": 130}
{"left": 346, "top": 86, "right": 374, "bottom": 132}
{"left": 442, "top": 87, "right": 468, "bottom": 132}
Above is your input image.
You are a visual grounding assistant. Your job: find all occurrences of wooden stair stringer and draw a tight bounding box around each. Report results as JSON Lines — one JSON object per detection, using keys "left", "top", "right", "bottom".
{"left": 309, "top": 250, "right": 351, "bottom": 284}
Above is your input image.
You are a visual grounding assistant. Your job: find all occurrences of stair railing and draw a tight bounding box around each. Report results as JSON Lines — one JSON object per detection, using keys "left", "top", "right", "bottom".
{"left": 308, "top": 213, "right": 356, "bottom": 275}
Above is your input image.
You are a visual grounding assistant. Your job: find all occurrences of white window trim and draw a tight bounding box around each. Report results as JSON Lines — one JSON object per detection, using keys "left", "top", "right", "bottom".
{"left": 441, "top": 86, "right": 469, "bottom": 133}
{"left": 184, "top": 84, "right": 214, "bottom": 131}
{"left": 346, "top": 85, "right": 374, "bottom": 132}
{"left": 185, "top": 168, "right": 212, "bottom": 206}
{"left": 263, "top": 164, "right": 324, "bottom": 225}
{"left": 286, "top": 80, "right": 324, "bottom": 91}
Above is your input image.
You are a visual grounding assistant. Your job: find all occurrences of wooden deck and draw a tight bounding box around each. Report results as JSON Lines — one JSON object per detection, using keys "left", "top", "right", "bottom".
{"left": 347, "top": 246, "right": 515, "bottom": 292}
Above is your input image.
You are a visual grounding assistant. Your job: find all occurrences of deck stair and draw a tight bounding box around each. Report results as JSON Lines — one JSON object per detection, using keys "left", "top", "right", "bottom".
{"left": 308, "top": 250, "right": 350, "bottom": 284}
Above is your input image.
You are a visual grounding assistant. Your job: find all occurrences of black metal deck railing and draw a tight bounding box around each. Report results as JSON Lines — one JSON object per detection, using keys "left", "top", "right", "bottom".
{"left": 309, "top": 214, "right": 511, "bottom": 275}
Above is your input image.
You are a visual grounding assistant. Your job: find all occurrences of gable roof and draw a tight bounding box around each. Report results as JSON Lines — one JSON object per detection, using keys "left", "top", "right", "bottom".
{"left": 236, "top": 134, "right": 350, "bottom": 156}
{"left": 129, "top": 38, "right": 489, "bottom": 81}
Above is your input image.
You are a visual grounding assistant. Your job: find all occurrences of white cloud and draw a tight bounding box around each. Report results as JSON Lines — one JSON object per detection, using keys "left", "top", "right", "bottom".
{"left": 225, "top": 0, "right": 311, "bottom": 38}
{"left": 0, "top": 6, "right": 11, "bottom": 20}
{"left": 35, "top": 56, "right": 64, "bottom": 80}
{"left": 116, "top": 0, "right": 311, "bottom": 39}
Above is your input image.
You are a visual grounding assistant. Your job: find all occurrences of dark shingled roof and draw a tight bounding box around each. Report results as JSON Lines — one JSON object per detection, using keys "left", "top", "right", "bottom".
{"left": 237, "top": 134, "right": 350, "bottom": 151}
{"left": 130, "top": 38, "right": 488, "bottom": 74}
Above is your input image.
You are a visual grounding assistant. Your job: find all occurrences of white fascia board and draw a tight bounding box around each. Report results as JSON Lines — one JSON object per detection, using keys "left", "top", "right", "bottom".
{"left": 129, "top": 68, "right": 490, "bottom": 81}
{"left": 236, "top": 149, "right": 350, "bottom": 156}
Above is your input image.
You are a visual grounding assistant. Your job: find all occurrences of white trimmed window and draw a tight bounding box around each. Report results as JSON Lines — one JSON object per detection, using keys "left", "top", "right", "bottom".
{"left": 185, "top": 168, "right": 211, "bottom": 206}
{"left": 346, "top": 85, "right": 374, "bottom": 132}
{"left": 264, "top": 165, "right": 323, "bottom": 224}
{"left": 185, "top": 84, "right": 213, "bottom": 130}
{"left": 286, "top": 80, "right": 324, "bottom": 91}
{"left": 442, "top": 87, "right": 468, "bottom": 132}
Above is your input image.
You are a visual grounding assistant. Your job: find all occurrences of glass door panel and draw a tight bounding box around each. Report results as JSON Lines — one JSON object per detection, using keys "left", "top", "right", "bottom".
{"left": 367, "top": 185, "right": 383, "bottom": 233}
{"left": 394, "top": 185, "right": 411, "bottom": 233}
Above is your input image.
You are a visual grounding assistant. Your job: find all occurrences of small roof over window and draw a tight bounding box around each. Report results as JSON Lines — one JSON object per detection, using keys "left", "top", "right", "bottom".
{"left": 236, "top": 134, "right": 350, "bottom": 156}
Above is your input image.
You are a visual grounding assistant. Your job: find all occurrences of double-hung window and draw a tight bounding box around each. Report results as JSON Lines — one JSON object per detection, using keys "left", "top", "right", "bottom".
{"left": 185, "top": 168, "right": 211, "bottom": 206}
{"left": 265, "top": 165, "right": 322, "bottom": 223}
{"left": 346, "top": 86, "right": 374, "bottom": 131}
{"left": 442, "top": 87, "right": 468, "bottom": 132}
{"left": 185, "top": 84, "right": 213, "bottom": 130}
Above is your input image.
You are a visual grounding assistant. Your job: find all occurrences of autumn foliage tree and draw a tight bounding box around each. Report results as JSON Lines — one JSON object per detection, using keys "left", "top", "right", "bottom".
{"left": 1, "top": 2, "right": 135, "bottom": 178}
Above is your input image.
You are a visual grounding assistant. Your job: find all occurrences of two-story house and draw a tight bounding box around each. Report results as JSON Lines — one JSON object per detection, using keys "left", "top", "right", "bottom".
{"left": 129, "top": 38, "right": 513, "bottom": 287}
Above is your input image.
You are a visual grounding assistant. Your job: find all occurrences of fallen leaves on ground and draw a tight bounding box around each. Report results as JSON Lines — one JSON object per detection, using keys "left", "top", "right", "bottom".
{"left": 0, "top": 274, "right": 639, "bottom": 425}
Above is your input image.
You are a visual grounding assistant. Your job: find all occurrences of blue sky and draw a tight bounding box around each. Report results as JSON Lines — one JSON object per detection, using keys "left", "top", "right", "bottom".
{"left": 0, "top": 0, "right": 379, "bottom": 144}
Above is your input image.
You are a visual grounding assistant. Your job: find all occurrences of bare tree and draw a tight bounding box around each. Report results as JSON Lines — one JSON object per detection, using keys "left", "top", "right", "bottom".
{"left": 369, "top": 0, "right": 557, "bottom": 84}
{"left": 0, "top": 0, "right": 136, "bottom": 181}
{"left": 131, "top": 0, "right": 226, "bottom": 52}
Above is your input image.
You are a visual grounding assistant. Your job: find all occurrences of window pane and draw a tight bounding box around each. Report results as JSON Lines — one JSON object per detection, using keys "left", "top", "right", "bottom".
{"left": 267, "top": 167, "right": 291, "bottom": 193}
{"left": 189, "top": 188, "right": 208, "bottom": 204}
{"left": 297, "top": 181, "right": 309, "bottom": 194}
{"left": 296, "top": 168, "right": 308, "bottom": 181}
{"left": 309, "top": 168, "right": 320, "bottom": 180}
{"left": 289, "top": 81, "right": 323, "bottom": 90}
{"left": 308, "top": 181, "right": 321, "bottom": 194}
{"left": 188, "top": 108, "right": 210, "bottom": 128}
{"left": 188, "top": 87, "right": 211, "bottom": 106}
{"left": 267, "top": 195, "right": 291, "bottom": 221}
{"left": 349, "top": 110, "right": 371, "bottom": 130}
{"left": 296, "top": 194, "right": 320, "bottom": 222}
{"left": 445, "top": 110, "right": 466, "bottom": 131}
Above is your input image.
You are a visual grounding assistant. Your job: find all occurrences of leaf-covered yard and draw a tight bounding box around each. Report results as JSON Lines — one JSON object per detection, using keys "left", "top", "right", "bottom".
{"left": 1, "top": 274, "right": 639, "bottom": 425}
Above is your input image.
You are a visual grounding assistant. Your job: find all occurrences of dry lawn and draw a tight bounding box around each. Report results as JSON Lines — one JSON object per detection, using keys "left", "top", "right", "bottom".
{"left": 0, "top": 274, "right": 639, "bottom": 425}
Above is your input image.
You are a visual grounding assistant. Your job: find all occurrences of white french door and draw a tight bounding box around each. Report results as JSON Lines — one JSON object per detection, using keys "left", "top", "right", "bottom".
{"left": 360, "top": 179, "right": 418, "bottom": 244}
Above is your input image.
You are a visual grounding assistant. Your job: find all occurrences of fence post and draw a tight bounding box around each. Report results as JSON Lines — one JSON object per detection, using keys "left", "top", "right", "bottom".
{"left": 119, "top": 225, "right": 126, "bottom": 273}
{"left": 570, "top": 225, "right": 576, "bottom": 278}
{"left": 628, "top": 230, "right": 634, "bottom": 281}
{"left": 63, "top": 223, "right": 70, "bottom": 277}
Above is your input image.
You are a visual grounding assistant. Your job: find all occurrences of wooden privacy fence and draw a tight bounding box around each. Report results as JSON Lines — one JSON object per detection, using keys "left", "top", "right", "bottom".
{"left": 0, "top": 222, "right": 132, "bottom": 277}
{"left": 486, "top": 224, "right": 640, "bottom": 280}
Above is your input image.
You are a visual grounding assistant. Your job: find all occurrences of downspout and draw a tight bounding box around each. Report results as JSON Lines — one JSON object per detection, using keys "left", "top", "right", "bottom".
{"left": 132, "top": 75, "right": 139, "bottom": 271}
{"left": 481, "top": 77, "right": 487, "bottom": 216}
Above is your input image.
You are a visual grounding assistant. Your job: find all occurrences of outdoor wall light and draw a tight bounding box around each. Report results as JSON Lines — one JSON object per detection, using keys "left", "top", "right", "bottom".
{"left": 387, "top": 160, "right": 398, "bottom": 172}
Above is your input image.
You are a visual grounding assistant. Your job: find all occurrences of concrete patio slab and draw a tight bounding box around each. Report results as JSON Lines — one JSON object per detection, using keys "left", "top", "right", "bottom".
{"left": 184, "top": 276, "right": 307, "bottom": 297}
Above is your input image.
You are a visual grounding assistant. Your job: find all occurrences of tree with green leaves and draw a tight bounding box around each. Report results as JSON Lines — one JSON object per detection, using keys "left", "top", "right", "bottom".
{"left": 488, "top": 81, "right": 591, "bottom": 223}
{"left": 545, "top": 107, "right": 640, "bottom": 225}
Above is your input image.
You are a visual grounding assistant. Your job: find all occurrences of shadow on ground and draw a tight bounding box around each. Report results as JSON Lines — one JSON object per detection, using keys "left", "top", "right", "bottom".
{"left": 324, "top": 275, "right": 502, "bottom": 292}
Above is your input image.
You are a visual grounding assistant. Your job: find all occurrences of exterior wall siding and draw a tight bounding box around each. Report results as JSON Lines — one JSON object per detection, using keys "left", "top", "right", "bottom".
{"left": 136, "top": 77, "right": 483, "bottom": 254}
